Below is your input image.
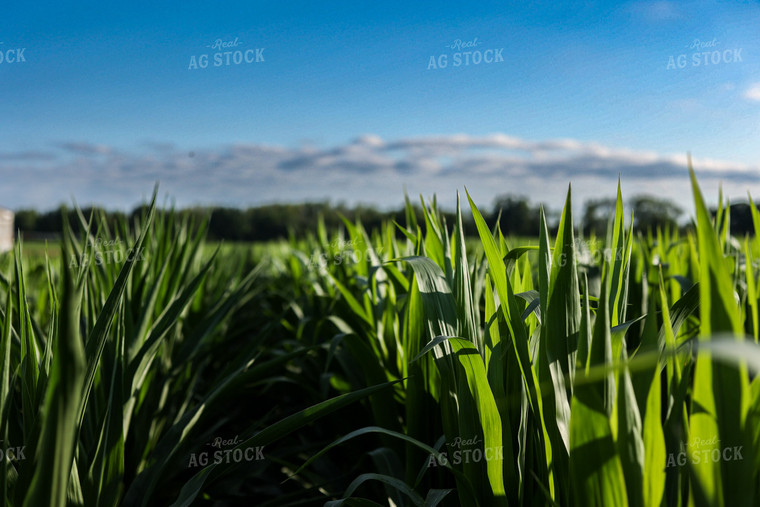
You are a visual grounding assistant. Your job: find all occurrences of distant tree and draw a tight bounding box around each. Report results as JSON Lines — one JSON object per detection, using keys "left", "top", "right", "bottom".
{"left": 249, "top": 205, "right": 292, "bottom": 241}
{"left": 492, "top": 195, "right": 540, "bottom": 236}
{"left": 35, "top": 208, "right": 65, "bottom": 233}
{"left": 209, "top": 207, "right": 247, "bottom": 240}
{"left": 129, "top": 205, "right": 152, "bottom": 226}
{"left": 584, "top": 195, "right": 682, "bottom": 235}
{"left": 719, "top": 202, "right": 760, "bottom": 236}
{"left": 582, "top": 198, "right": 616, "bottom": 236}
{"left": 14, "top": 209, "right": 38, "bottom": 232}
{"left": 10, "top": 198, "right": 514, "bottom": 243}
{"left": 631, "top": 195, "right": 682, "bottom": 232}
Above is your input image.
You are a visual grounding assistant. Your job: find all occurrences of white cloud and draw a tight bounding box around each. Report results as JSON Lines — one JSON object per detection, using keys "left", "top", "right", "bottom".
{"left": 744, "top": 83, "right": 760, "bottom": 102}
{"left": 0, "top": 134, "right": 758, "bottom": 214}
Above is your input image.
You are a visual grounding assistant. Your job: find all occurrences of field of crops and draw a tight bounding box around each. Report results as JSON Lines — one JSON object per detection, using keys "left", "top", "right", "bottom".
{"left": 1, "top": 168, "right": 760, "bottom": 506}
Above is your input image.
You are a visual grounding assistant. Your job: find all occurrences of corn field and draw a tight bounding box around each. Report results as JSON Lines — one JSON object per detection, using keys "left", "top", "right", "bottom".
{"left": 1, "top": 168, "right": 760, "bottom": 506}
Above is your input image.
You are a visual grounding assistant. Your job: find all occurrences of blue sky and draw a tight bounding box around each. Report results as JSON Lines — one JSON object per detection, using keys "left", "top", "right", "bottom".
{"left": 1, "top": 0, "right": 759, "bottom": 216}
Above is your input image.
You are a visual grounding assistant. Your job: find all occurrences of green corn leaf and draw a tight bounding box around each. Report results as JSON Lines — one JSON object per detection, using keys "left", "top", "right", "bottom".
{"left": 614, "top": 351, "right": 644, "bottom": 507}
{"left": 23, "top": 226, "right": 86, "bottom": 507}
{"left": 466, "top": 188, "right": 555, "bottom": 502}
{"left": 569, "top": 383, "right": 628, "bottom": 506}
{"left": 165, "top": 381, "right": 403, "bottom": 507}
{"left": 688, "top": 163, "right": 752, "bottom": 507}
{"left": 0, "top": 267, "right": 12, "bottom": 505}
{"left": 642, "top": 364, "right": 665, "bottom": 507}
{"left": 289, "top": 426, "right": 479, "bottom": 505}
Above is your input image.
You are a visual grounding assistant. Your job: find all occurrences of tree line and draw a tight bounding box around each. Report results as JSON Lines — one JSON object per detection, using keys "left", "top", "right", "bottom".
{"left": 11, "top": 194, "right": 754, "bottom": 242}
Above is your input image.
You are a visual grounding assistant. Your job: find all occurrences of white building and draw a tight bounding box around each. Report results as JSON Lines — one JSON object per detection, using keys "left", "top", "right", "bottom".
{"left": 0, "top": 208, "right": 13, "bottom": 253}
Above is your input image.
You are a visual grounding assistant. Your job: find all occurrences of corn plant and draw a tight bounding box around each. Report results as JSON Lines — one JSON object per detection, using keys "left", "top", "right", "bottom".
{"left": 0, "top": 188, "right": 399, "bottom": 506}
{"left": 284, "top": 167, "right": 760, "bottom": 506}
{"left": 4, "top": 167, "right": 760, "bottom": 505}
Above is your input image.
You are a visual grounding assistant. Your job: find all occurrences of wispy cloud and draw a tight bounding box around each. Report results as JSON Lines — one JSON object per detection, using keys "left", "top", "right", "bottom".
{"left": 0, "top": 150, "right": 57, "bottom": 162}
{"left": 628, "top": 1, "right": 682, "bottom": 22}
{"left": 58, "top": 142, "right": 113, "bottom": 155}
{"left": 744, "top": 83, "right": 760, "bottom": 102}
{"left": 0, "top": 134, "right": 757, "bottom": 212}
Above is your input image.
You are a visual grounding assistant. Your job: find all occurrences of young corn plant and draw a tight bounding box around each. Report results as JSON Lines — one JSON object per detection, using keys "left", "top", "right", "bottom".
{"left": 289, "top": 170, "right": 760, "bottom": 506}
{"left": 0, "top": 189, "right": 400, "bottom": 506}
